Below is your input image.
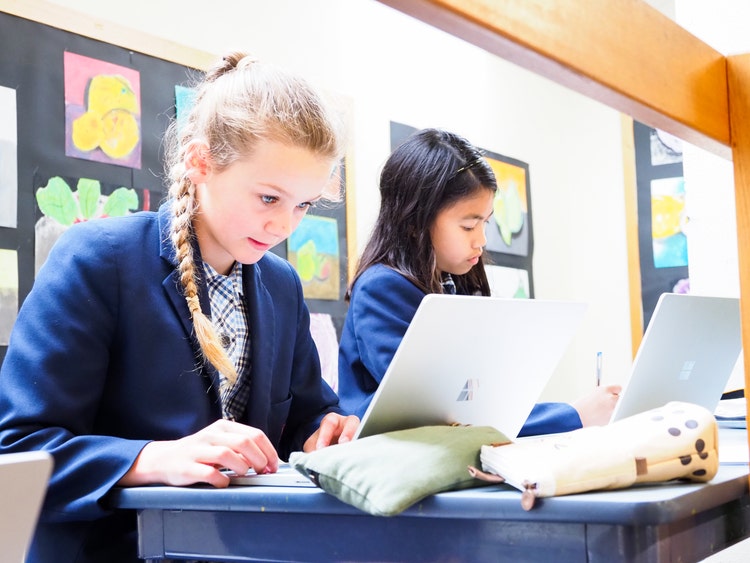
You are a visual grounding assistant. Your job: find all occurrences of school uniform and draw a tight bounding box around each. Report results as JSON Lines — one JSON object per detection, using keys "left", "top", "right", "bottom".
{"left": 0, "top": 202, "right": 342, "bottom": 562}
{"left": 337, "top": 263, "right": 581, "bottom": 436}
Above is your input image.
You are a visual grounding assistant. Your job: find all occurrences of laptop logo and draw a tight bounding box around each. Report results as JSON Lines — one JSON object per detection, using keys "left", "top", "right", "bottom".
{"left": 678, "top": 360, "right": 696, "bottom": 381}
{"left": 456, "top": 378, "right": 479, "bottom": 401}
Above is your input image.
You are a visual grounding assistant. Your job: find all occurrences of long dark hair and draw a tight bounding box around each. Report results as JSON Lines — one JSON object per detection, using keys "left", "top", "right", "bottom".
{"left": 348, "top": 128, "right": 497, "bottom": 298}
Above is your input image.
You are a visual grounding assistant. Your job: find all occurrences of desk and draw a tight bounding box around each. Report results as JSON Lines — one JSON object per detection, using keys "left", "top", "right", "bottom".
{"left": 108, "top": 433, "right": 750, "bottom": 563}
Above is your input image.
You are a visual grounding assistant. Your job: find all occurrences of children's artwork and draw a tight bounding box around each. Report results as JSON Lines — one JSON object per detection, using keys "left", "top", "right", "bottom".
{"left": 64, "top": 52, "right": 142, "bottom": 168}
{"left": 287, "top": 215, "right": 340, "bottom": 300}
{"left": 633, "top": 121, "right": 688, "bottom": 329}
{"left": 0, "top": 249, "right": 18, "bottom": 345}
{"left": 651, "top": 176, "right": 688, "bottom": 268}
{"left": 309, "top": 312, "right": 339, "bottom": 391}
{"left": 485, "top": 264, "right": 530, "bottom": 298}
{"left": 175, "top": 85, "right": 196, "bottom": 133}
{"left": 34, "top": 175, "right": 150, "bottom": 273}
{"left": 650, "top": 128, "right": 683, "bottom": 166}
{"left": 0, "top": 85, "right": 18, "bottom": 228}
{"left": 484, "top": 157, "right": 530, "bottom": 257}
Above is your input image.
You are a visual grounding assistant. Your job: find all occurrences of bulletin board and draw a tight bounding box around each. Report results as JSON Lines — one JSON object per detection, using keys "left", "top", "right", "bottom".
{"left": 0, "top": 6, "right": 353, "bottom": 366}
{"left": 632, "top": 120, "right": 688, "bottom": 329}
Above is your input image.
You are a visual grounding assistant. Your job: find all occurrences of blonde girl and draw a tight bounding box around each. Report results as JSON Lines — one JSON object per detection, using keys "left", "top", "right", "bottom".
{"left": 0, "top": 52, "right": 358, "bottom": 563}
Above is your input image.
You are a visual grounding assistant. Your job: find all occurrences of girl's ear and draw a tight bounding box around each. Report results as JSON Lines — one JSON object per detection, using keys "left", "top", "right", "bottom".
{"left": 184, "top": 141, "right": 211, "bottom": 185}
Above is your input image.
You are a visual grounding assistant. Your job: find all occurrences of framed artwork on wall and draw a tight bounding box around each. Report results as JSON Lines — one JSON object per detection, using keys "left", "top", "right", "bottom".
{"left": 633, "top": 120, "right": 688, "bottom": 329}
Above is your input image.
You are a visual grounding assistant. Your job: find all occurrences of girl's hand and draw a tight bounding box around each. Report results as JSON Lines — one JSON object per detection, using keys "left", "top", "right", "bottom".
{"left": 572, "top": 384, "right": 622, "bottom": 427}
{"left": 117, "top": 419, "right": 279, "bottom": 488}
{"left": 303, "top": 413, "right": 360, "bottom": 452}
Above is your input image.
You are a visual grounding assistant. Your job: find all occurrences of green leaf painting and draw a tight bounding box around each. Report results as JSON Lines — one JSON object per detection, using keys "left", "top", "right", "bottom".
{"left": 36, "top": 176, "right": 79, "bottom": 226}
{"left": 76, "top": 177, "right": 101, "bottom": 220}
{"left": 35, "top": 176, "right": 138, "bottom": 226}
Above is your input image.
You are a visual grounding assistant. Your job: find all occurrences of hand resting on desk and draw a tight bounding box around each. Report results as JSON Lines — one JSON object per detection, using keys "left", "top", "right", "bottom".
{"left": 572, "top": 384, "right": 622, "bottom": 426}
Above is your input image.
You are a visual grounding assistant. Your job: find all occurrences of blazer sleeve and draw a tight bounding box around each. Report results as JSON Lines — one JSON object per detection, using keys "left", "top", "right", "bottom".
{"left": 519, "top": 402, "right": 582, "bottom": 437}
{"left": 0, "top": 222, "right": 149, "bottom": 522}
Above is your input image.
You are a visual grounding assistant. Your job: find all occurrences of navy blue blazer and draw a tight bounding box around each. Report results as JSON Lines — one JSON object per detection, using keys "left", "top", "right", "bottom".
{"left": 337, "top": 264, "right": 582, "bottom": 436}
{"left": 0, "top": 203, "right": 341, "bottom": 562}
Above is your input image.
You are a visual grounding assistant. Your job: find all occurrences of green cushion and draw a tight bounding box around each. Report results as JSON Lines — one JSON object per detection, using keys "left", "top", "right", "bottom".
{"left": 289, "top": 425, "right": 508, "bottom": 516}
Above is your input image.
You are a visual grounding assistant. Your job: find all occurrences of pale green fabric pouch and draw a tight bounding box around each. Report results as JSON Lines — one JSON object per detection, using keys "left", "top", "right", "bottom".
{"left": 288, "top": 425, "right": 508, "bottom": 516}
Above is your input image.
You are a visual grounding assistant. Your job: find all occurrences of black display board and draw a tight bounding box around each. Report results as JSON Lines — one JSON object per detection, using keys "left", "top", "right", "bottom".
{"left": 633, "top": 120, "right": 688, "bottom": 329}
{"left": 0, "top": 10, "right": 349, "bottom": 365}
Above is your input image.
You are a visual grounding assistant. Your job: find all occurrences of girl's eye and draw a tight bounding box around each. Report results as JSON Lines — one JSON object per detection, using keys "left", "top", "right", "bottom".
{"left": 297, "top": 201, "right": 318, "bottom": 210}
{"left": 261, "top": 195, "right": 278, "bottom": 205}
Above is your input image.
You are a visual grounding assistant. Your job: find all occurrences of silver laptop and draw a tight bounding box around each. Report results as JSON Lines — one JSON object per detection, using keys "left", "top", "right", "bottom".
{"left": 353, "top": 294, "right": 588, "bottom": 440}
{"left": 610, "top": 293, "right": 742, "bottom": 423}
{"left": 0, "top": 451, "right": 53, "bottom": 561}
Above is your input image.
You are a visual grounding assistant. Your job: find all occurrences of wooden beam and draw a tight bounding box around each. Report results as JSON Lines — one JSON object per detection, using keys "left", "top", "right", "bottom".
{"left": 377, "top": 0, "right": 731, "bottom": 160}
{"left": 727, "top": 54, "right": 750, "bottom": 464}
{"left": 620, "top": 115, "right": 643, "bottom": 358}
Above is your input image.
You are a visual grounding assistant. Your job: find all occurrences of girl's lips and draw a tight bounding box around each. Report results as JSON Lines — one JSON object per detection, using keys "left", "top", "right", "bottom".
{"left": 248, "top": 237, "right": 272, "bottom": 251}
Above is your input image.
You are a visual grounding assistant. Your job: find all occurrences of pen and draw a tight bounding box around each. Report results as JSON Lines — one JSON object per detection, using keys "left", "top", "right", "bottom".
{"left": 596, "top": 351, "right": 602, "bottom": 387}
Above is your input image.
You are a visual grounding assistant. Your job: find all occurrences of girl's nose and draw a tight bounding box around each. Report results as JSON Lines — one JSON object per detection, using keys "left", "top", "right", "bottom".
{"left": 267, "top": 212, "right": 293, "bottom": 239}
{"left": 475, "top": 227, "right": 487, "bottom": 248}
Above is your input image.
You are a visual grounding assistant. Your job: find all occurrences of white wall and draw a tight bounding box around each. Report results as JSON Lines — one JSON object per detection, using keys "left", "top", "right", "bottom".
{"left": 672, "top": 0, "right": 747, "bottom": 300}
{"left": 41, "top": 0, "right": 635, "bottom": 401}
{"left": 671, "top": 0, "right": 750, "bottom": 391}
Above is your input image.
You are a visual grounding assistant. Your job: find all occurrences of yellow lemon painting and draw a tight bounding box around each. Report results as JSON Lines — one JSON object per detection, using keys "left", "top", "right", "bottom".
{"left": 484, "top": 156, "right": 530, "bottom": 257}
{"left": 650, "top": 176, "right": 688, "bottom": 268}
{"left": 64, "top": 52, "right": 141, "bottom": 168}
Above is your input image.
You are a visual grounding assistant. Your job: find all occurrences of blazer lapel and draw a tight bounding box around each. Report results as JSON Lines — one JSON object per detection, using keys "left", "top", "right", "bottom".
{"left": 158, "top": 204, "right": 222, "bottom": 396}
{"left": 158, "top": 204, "right": 196, "bottom": 341}
{"left": 244, "top": 262, "right": 276, "bottom": 419}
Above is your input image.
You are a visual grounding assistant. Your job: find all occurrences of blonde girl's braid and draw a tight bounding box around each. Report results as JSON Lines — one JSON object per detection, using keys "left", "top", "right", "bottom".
{"left": 169, "top": 175, "right": 239, "bottom": 386}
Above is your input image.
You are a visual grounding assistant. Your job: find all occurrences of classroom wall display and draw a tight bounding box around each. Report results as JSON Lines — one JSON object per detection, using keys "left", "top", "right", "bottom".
{"left": 485, "top": 264, "right": 530, "bottom": 299}
{"left": 287, "top": 214, "right": 342, "bottom": 300}
{"left": 174, "top": 85, "right": 196, "bottom": 133}
{"left": 33, "top": 173, "right": 152, "bottom": 274}
{"left": 310, "top": 312, "right": 339, "bottom": 392}
{"left": 0, "top": 9, "right": 354, "bottom": 363}
{"left": 633, "top": 120, "right": 689, "bottom": 329}
{"left": 0, "top": 85, "right": 18, "bottom": 229}
{"left": 0, "top": 249, "right": 18, "bottom": 346}
{"left": 0, "top": 10, "right": 200, "bottom": 364}
{"left": 390, "top": 121, "right": 534, "bottom": 297}
{"left": 64, "top": 52, "right": 142, "bottom": 168}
